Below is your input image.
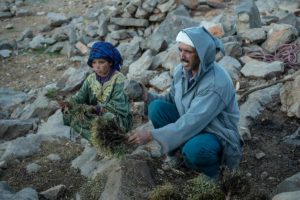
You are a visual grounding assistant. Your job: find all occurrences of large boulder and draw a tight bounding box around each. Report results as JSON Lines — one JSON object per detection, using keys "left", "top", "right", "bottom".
{"left": 280, "top": 72, "right": 300, "bottom": 118}
{"left": 0, "top": 88, "right": 28, "bottom": 112}
{"left": 145, "top": 5, "right": 199, "bottom": 51}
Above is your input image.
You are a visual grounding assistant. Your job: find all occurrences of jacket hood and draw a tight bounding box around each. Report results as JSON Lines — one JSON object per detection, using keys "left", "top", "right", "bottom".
{"left": 182, "top": 27, "right": 225, "bottom": 75}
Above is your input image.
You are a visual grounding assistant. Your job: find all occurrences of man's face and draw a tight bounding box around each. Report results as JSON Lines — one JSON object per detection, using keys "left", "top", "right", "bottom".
{"left": 178, "top": 42, "right": 200, "bottom": 73}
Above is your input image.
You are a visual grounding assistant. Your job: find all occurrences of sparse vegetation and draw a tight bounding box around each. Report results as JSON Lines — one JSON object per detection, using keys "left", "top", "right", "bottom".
{"left": 79, "top": 174, "right": 107, "bottom": 200}
{"left": 149, "top": 182, "right": 181, "bottom": 200}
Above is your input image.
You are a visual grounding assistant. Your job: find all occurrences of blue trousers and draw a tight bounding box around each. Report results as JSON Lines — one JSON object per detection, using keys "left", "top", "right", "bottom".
{"left": 148, "top": 99, "right": 222, "bottom": 178}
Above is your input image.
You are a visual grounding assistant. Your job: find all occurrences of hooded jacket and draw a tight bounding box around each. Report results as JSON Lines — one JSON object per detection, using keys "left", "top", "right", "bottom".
{"left": 149, "top": 27, "right": 243, "bottom": 169}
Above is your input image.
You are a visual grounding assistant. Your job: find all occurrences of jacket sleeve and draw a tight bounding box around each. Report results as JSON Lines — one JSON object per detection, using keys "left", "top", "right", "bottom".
{"left": 151, "top": 90, "right": 226, "bottom": 154}
{"left": 69, "top": 79, "right": 89, "bottom": 104}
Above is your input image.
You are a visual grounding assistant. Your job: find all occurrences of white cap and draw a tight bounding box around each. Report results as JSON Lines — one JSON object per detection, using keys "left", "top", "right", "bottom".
{"left": 176, "top": 30, "right": 194, "bottom": 47}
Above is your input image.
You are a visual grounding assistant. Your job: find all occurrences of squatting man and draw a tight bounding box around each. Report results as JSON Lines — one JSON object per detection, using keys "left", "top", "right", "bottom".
{"left": 129, "top": 26, "right": 243, "bottom": 178}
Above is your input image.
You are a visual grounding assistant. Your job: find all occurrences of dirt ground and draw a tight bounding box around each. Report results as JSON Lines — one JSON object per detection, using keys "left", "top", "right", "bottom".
{"left": 1, "top": 0, "right": 300, "bottom": 199}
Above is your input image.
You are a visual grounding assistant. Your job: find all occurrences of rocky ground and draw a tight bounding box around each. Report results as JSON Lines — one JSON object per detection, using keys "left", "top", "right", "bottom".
{"left": 1, "top": 0, "right": 300, "bottom": 200}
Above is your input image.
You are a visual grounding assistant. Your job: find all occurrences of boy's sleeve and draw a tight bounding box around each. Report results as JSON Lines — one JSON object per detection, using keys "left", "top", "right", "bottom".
{"left": 69, "top": 79, "right": 89, "bottom": 104}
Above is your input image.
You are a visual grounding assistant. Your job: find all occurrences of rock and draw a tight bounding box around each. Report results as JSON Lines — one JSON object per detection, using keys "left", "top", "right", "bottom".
{"left": 152, "top": 43, "right": 180, "bottom": 73}
{"left": 0, "top": 181, "right": 38, "bottom": 200}
{"left": 16, "top": 8, "right": 33, "bottom": 17}
{"left": 128, "top": 49, "right": 155, "bottom": 76}
{"left": 276, "top": 172, "right": 300, "bottom": 194}
{"left": 36, "top": 110, "right": 71, "bottom": 138}
{"left": 99, "top": 158, "right": 154, "bottom": 200}
{"left": 85, "top": 24, "right": 98, "bottom": 37}
{"left": 46, "top": 42, "right": 65, "bottom": 53}
{"left": 255, "top": 0, "right": 279, "bottom": 15}
{"left": 110, "top": 17, "right": 149, "bottom": 27}
{"left": 29, "top": 35, "right": 45, "bottom": 50}
{"left": 238, "top": 28, "right": 266, "bottom": 43}
{"left": 278, "top": 0, "right": 300, "bottom": 13}
{"left": 235, "top": 0, "right": 262, "bottom": 34}
{"left": 278, "top": 13, "right": 300, "bottom": 34}
{"left": 283, "top": 128, "right": 300, "bottom": 146}
{"left": 0, "top": 39, "right": 17, "bottom": 50}
{"left": 157, "top": 0, "right": 176, "bottom": 13}
{"left": 224, "top": 41, "right": 243, "bottom": 58}
{"left": 60, "top": 42, "right": 76, "bottom": 58}
{"left": 149, "top": 12, "right": 165, "bottom": 22}
{"left": 71, "top": 144, "right": 118, "bottom": 178}
{"left": 145, "top": 5, "right": 199, "bottom": 51}
{"left": 0, "top": 3, "right": 9, "bottom": 12}
{"left": 255, "top": 151, "right": 266, "bottom": 159}
{"left": 0, "top": 88, "right": 28, "bottom": 112}
{"left": 0, "top": 12, "right": 12, "bottom": 19}
{"left": 142, "top": 0, "right": 157, "bottom": 13}
{"left": 97, "top": 13, "right": 109, "bottom": 37}
{"left": 262, "top": 24, "right": 298, "bottom": 53}
{"left": 207, "top": 0, "right": 225, "bottom": 9}
{"left": 52, "top": 28, "right": 69, "bottom": 41}
{"left": 149, "top": 71, "right": 172, "bottom": 91}
{"left": 67, "top": 25, "right": 77, "bottom": 44}
{"left": 56, "top": 67, "right": 90, "bottom": 92}
{"left": 47, "top": 153, "right": 61, "bottom": 161}
{"left": 127, "top": 69, "right": 158, "bottom": 85}
{"left": 117, "top": 36, "right": 142, "bottom": 67}
{"left": 40, "top": 184, "right": 66, "bottom": 200}
{"left": 123, "top": 79, "right": 144, "bottom": 101}
{"left": 181, "top": 0, "right": 199, "bottom": 10}
{"left": 135, "top": 6, "right": 148, "bottom": 18}
{"left": 241, "top": 60, "right": 284, "bottom": 79}
{"left": 218, "top": 56, "right": 241, "bottom": 82}
{"left": 0, "top": 119, "right": 36, "bottom": 140}
{"left": 0, "top": 49, "right": 12, "bottom": 58}
{"left": 108, "top": 30, "right": 131, "bottom": 40}
{"left": 84, "top": 4, "right": 102, "bottom": 19}
{"left": 261, "top": 171, "right": 269, "bottom": 179}
{"left": 272, "top": 191, "right": 300, "bottom": 200}
{"left": 280, "top": 72, "right": 300, "bottom": 118}
{"left": 47, "top": 12, "right": 69, "bottom": 27}
{"left": 239, "top": 84, "right": 281, "bottom": 139}
{"left": 18, "top": 28, "right": 34, "bottom": 41}
{"left": 18, "top": 88, "right": 59, "bottom": 120}
{"left": 5, "top": 23, "right": 13, "bottom": 29}
{"left": 26, "top": 163, "right": 41, "bottom": 173}
{"left": 75, "top": 41, "right": 89, "bottom": 55}
{"left": 0, "top": 134, "right": 54, "bottom": 161}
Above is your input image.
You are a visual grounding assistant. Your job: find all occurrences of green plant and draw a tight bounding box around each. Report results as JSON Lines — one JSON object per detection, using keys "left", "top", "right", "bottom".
{"left": 149, "top": 182, "right": 181, "bottom": 200}
{"left": 45, "top": 88, "right": 59, "bottom": 100}
{"left": 184, "top": 175, "right": 224, "bottom": 200}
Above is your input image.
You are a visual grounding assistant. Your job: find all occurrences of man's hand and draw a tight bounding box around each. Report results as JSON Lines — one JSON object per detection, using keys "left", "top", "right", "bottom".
{"left": 128, "top": 130, "right": 152, "bottom": 145}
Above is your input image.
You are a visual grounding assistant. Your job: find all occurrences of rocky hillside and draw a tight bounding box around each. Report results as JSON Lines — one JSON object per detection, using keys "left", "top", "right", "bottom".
{"left": 0, "top": 0, "right": 300, "bottom": 199}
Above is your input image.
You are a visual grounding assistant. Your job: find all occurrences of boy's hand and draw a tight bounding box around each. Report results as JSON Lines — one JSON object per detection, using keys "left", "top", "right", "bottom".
{"left": 59, "top": 101, "right": 69, "bottom": 111}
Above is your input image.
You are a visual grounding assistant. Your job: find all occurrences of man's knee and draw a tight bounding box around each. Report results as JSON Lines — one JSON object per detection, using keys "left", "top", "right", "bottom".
{"left": 182, "top": 134, "right": 221, "bottom": 166}
{"left": 148, "top": 100, "right": 166, "bottom": 120}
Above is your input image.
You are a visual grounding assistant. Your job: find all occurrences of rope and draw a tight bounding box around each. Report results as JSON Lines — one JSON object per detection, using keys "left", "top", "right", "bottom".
{"left": 246, "top": 43, "right": 300, "bottom": 68}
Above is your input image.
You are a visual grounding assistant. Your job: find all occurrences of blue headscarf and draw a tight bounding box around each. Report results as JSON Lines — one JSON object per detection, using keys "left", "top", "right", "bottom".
{"left": 87, "top": 41, "right": 123, "bottom": 71}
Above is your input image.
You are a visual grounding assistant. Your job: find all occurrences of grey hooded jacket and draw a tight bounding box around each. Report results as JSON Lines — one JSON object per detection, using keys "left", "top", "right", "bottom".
{"left": 149, "top": 27, "right": 243, "bottom": 169}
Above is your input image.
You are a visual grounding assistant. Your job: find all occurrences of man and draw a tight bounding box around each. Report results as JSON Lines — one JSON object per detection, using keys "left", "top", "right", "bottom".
{"left": 128, "top": 27, "right": 243, "bottom": 178}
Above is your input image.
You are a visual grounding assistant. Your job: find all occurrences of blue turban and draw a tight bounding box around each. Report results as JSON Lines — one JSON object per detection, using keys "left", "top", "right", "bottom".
{"left": 87, "top": 41, "right": 123, "bottom": 71}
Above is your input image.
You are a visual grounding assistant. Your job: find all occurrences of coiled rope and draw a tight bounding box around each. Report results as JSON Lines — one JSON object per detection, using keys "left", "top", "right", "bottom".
{"left": 246, "top": 43, "right": 300, "bottom": 68}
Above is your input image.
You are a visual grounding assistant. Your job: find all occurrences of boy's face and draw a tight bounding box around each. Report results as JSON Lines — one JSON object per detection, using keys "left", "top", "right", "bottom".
{"left": 92, "top": 58, "right": 112, "bottom": 77}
